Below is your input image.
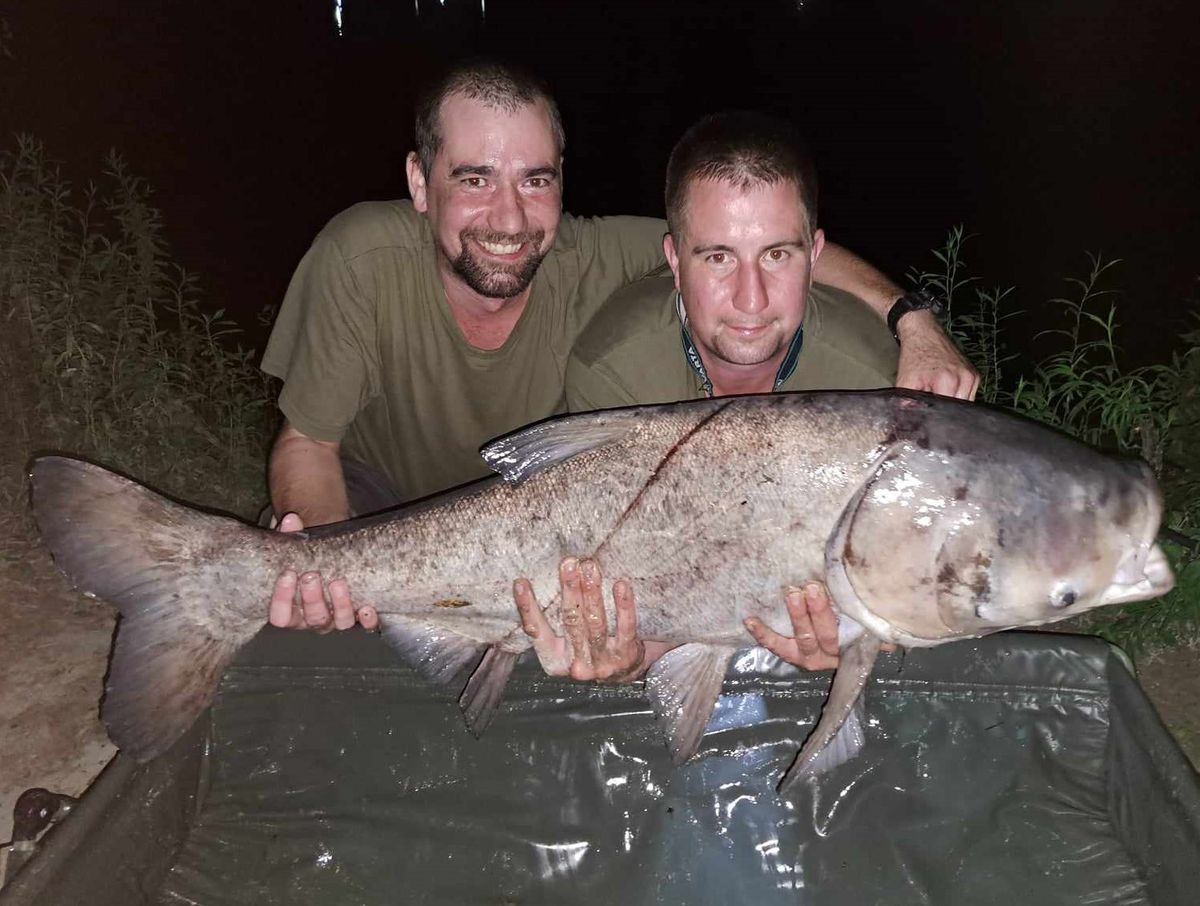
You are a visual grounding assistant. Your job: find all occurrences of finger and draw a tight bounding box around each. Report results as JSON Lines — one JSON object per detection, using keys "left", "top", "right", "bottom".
{"left": 964, "top": 371, "right": 980, "bottom": 402}
{"left": 278, "top": 512, "right": 304, "bottom": 534}
{"left": 269, "top": 570, "right": 299, "bottom": 628}
{"left": 804, "top": 583, "right": 841, "bottom": 658}
{"left": 784, "top": 587, "right": 820, "bottom": 659}
{"left": 513, "top": 577, "right": 552, "bottom": 639}
{"left": 558, "top": 558, "right": 593, "bottom": 672}
{"left": 298, "top": 571, "right": 332, "bottom": 631}
{"left": 930, "top": 369, "right": 959, "bottom": 398}
{"left": 612, "top": 577, "right": 638, "bottom": 649}
{"left": 328, "top": 577, "right": 355, "bottom": 630}
{"left": 743, "top": 615, "right": 791, "bottom": 656}
{"left": 358, "top": 606, "right": 379, "bottom": 631}
{"left": 578, "top": 559, "right": 609, "bottom": 647}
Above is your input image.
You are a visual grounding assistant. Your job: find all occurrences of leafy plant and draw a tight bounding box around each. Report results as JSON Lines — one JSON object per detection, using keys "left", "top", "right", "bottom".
{"left": 0, "top": 136, "right": 276, "bottom": 544}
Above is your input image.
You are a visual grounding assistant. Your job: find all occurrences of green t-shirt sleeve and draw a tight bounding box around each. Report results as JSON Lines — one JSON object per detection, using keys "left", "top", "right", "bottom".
{"left": 261, "top": 234, "right": 380, "bottom": 443}
{"left": 567, "top": 215, "right": 667, "bottom": 333}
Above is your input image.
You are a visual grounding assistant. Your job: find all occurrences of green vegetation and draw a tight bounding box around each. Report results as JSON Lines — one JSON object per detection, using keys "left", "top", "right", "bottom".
{"left": 914, "top": 228, "right": 1200, "bottom": 658}
{"left": 0, "top": 136, "right": 275, "bottom": 549}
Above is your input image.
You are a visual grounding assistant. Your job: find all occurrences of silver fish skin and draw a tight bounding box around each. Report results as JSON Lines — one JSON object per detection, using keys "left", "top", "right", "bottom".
{"left": 29, "top": 390, "right": 1174, "bottom": 791}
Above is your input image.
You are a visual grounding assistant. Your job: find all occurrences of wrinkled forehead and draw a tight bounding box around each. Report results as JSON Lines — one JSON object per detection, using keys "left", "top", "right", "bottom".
{"left": 435, "top": 93, "right": 560, "bottom": 170}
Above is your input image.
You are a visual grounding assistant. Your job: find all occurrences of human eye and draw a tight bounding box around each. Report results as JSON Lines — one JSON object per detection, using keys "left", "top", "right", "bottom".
{"left": 764, "top": 248, "right": 790, "bottom": 264}
{"left": 705, "top": 252, "right": 728, "bottom": 266}
{"left": 461, "top": 176, "right": 487, "bottom": 189}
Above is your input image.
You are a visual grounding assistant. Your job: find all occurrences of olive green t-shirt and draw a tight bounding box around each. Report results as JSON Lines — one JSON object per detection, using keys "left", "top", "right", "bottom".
{"left": 566, "top": 270, "right": 898, "bottom": 410}
{"left": 262, "top": 200, "right": 666, "bottom": 501}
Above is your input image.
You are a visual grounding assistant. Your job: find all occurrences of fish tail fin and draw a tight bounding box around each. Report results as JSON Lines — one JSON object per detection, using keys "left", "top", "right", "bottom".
{"left": 777, "top": 634, "right": 882, "bottom": 794}
{"left": 30, "top": 456, "right": 263, "bottom": 761}
{"left": 459, "top": 646, "right": 519, "bottom": 736}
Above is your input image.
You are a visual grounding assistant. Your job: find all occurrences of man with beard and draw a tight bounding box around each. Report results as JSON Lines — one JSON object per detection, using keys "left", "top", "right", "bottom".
{"left": 261, "top": 61, "right": 975, "bottom": 632}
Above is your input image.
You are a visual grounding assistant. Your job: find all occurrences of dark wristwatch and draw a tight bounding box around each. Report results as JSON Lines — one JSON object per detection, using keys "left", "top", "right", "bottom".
{"left": 887, "top": 288, "right": 946, "bottom": 342}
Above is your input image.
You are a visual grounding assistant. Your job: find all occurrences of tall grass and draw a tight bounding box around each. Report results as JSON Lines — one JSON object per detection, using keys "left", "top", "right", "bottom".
{"left": 914, "top": 230, "right": 1200, "bottom": 658}
{"left": 0, "top": 136, "right": 275, "bottom": 548}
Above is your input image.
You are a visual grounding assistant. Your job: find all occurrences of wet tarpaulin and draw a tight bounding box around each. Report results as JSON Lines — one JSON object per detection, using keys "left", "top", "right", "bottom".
{"left": 4, "top": 631, "right": 1199, "bottom": 905}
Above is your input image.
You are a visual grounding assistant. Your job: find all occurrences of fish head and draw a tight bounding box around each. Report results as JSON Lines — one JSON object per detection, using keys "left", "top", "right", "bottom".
{"left": 827, "top": 443, "right": 1175, "bottom": 646}
{"left": 955, "top": 457, "right": 1174, "bottom": 630}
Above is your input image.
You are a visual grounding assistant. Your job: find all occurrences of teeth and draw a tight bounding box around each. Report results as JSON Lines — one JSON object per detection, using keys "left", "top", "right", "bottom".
{"left": 480, "top": 240, "right": 522, "bottom": 255}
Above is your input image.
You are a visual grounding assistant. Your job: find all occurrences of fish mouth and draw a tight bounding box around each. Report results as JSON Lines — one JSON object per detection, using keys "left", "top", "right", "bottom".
{"left": 1098, "top": 542, "right": 1175, "bottom": 605}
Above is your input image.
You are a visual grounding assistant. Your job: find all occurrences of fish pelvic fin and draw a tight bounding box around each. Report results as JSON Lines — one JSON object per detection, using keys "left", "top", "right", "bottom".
{"left": 644, "top": 643, "right": 735, "bottom": 766}
{"left": 459, "top": 645, "right": 519, "bottom": 737}
{"left": 777, "top": 633, "right": 882, "bottom": 795}
{"left": 380, "top": 619, "right": 488, "bottom": 688}
{"left": 480, "top": 409, "right": 644, "bottom": 484}
{"left": 29, "top": 456, "right": 262, "bottom": 762}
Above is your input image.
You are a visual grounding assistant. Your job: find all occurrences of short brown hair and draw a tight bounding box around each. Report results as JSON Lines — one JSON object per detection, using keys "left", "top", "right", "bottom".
{"left": 414, "top": 60, "right": 566, "bottom": 178}
{"left": 665, "top": 111, "right": 818, "bottom": 239}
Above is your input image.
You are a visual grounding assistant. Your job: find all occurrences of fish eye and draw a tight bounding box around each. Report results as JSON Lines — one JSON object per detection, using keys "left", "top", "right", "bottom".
{"left": 1052, "top": 586, "right": 1077, "bottom": 609}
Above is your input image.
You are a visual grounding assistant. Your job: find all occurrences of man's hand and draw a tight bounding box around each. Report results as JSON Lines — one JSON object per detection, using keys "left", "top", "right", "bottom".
{"left": 743, "top": 583, "right": 841, "bottom": 671}
{"left": 894, "top": 309, "right": 979, "bottom": 401}
{"left": 513, "top": 557, "right": 674, "bottom": 682}
{"left": 267, "top": 512, "right": 379, "bottom": 632}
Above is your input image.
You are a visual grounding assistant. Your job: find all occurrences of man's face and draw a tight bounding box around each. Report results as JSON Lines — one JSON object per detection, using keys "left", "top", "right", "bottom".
{"left": 407, "top": 93, "right": 563, "bottom": 302}
{"left": 664, "top": 178, "right": 824, "bottom": 373}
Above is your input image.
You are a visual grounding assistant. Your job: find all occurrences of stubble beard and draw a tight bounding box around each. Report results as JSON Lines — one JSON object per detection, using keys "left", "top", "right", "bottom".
{"left": 448, "top": 228, "right": 548, "bottom": 300}
{"left": 707, "top": 322, "right": 786, "bottom": 367}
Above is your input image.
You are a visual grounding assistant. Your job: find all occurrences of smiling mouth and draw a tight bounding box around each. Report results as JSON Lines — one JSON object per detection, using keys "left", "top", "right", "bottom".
{"left": 476, "top": 238, "right": 526, "bottom": 257}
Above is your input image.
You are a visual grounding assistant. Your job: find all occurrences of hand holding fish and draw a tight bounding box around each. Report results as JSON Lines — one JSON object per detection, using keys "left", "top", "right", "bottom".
{"left": 894, "top": 309, "right": 979, "bottom": 400}
{"left": 744, "top": 584, "right": 841, "bottom": 671}
{"left": 267, "top": 512, "right": 380, "bottom": 633}
{"left": 514, "top": 557, "right": 674, "bottom": 682}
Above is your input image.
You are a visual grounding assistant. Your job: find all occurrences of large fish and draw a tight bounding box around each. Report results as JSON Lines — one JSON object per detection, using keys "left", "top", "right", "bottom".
{"left": 30, "top": 390, "right": 1173, "bottom": 793}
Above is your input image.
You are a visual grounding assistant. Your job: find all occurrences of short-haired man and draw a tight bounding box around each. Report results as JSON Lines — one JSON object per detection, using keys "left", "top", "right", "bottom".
{"left": 261, "top": 63, "right": 976, "bottom": 632}
{"left": 514, "top": 112, "right": 913, "bottom": 680}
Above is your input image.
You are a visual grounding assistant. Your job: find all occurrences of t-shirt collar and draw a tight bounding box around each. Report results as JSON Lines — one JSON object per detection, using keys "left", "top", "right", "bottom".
{"left": 674, "top": 291, "right": 804, "bottom": 396}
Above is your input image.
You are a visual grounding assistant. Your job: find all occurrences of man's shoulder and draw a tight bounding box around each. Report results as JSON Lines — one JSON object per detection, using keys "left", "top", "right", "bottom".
{"left": 315, "top": 200, "right": 429, "bottom": 260}
{"left": 571, "top": 268, "right": 679, "bottom": 367}
{"left": 798, "top": 283, "right": 898, "bottom": 387}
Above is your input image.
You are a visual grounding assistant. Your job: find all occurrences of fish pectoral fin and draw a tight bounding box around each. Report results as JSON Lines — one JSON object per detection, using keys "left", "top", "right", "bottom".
{"left": 459, "top": 646, "right": 519, "bottom": 737}
{"left": 480, "top": 409, "right": 643, "bottom": 483}
{"left": 644, "top": 643, "right": 735, "bottom": 765}
{"left": 379, "top": 619, "right": 488, "bottom": 687}
{"left": 778, "top": 633, "right": 883, "bottom": 794}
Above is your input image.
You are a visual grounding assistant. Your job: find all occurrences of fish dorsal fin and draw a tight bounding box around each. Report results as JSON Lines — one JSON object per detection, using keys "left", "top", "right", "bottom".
{"left": 481, "top": 409, "right": 642, "bottom": 484}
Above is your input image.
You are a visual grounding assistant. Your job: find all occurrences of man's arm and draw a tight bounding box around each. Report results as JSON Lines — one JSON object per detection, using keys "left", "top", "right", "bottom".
{"left": 266, "top": 421, "right": 378, "bottom": 632}
{"left": 268, "top": 421, "right": 351, "bottom": 527}
{"left": 813, "top": 241, "right": 979, "bottom": 400}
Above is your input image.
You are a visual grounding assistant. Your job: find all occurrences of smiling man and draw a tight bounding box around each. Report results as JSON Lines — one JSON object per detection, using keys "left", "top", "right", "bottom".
{"left": 260, "top": 62, "right": 974, "bottom": 632}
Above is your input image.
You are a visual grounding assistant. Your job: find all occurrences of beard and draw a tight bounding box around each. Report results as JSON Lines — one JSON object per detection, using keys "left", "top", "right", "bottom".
{"left": 707, "top": 321, "right": 787, "bottom": 366}
{"left": 448, "top": 228, "right": 548, "bottom": 299}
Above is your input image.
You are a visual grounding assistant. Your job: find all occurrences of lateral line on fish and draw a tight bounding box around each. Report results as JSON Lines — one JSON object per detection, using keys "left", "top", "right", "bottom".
{"left": 593, "top": 400, "right": 733, "bottom": 561}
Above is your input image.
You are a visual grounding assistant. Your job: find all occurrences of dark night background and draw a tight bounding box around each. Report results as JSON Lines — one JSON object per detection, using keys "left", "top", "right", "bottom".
{"left": 2, "top": 0, "right": 1197, "bottom": 360}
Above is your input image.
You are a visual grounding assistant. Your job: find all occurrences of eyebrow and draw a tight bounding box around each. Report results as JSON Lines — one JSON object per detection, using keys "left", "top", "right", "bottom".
{"left": 690, "top": 237, "right": 808, "bottom": 255}
{"left": 447, "top": 164, "right": 560, "bottom": 180}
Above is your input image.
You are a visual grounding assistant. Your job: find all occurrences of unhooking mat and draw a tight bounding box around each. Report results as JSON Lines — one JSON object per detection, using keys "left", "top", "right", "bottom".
{"left": 145, "top": 630, "right": 1199, "bottom": 906}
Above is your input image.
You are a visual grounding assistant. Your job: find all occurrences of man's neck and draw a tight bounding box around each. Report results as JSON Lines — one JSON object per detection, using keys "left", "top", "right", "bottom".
{"left": 703, "top": 352, "right": 782, "bottom": 398}
{"left": 438, "top": 262, "right": 531, "bottom": 351}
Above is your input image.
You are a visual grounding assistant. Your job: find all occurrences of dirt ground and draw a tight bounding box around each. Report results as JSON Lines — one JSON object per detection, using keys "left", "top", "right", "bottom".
{"left": 0, "top": 541, "right": 1197, "bottom": 861}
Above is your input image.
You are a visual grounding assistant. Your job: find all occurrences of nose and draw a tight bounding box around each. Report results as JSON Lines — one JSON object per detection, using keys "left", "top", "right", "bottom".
{"left": 488, "top": 181, "right": 527, "bottom": 236}
{"left": 733, "top": 261, "right": 767, "bottom": 314}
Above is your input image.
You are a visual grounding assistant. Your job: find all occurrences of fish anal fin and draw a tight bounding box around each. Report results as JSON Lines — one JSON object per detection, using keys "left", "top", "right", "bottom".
{"left": 459, "top": 646, "right": 519, "bottom": 737}
{"left": 644, "top": 643, "right": 735, "bottom": 765}
{"left": 380, "top": 619, "right": 487, "bottom": 688}
{"left": 778, "top": 633, "right": 882, "bottom": 794}
{"left": 480, "top": 410, "right": 642, "bottom": 484}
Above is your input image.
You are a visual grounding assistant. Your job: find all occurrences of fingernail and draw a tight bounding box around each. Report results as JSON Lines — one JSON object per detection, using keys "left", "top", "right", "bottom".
{"left": 581, "top": 560, "right": 598, "bottom": 583}
{"left": 301, "top": 572, "right": 318, "bottom": 585}
{"left": 562, "top": 558, "right": 577, "bottom": 577}
{"left": 280, "top": 569, "right": 297, "bottom": 585}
